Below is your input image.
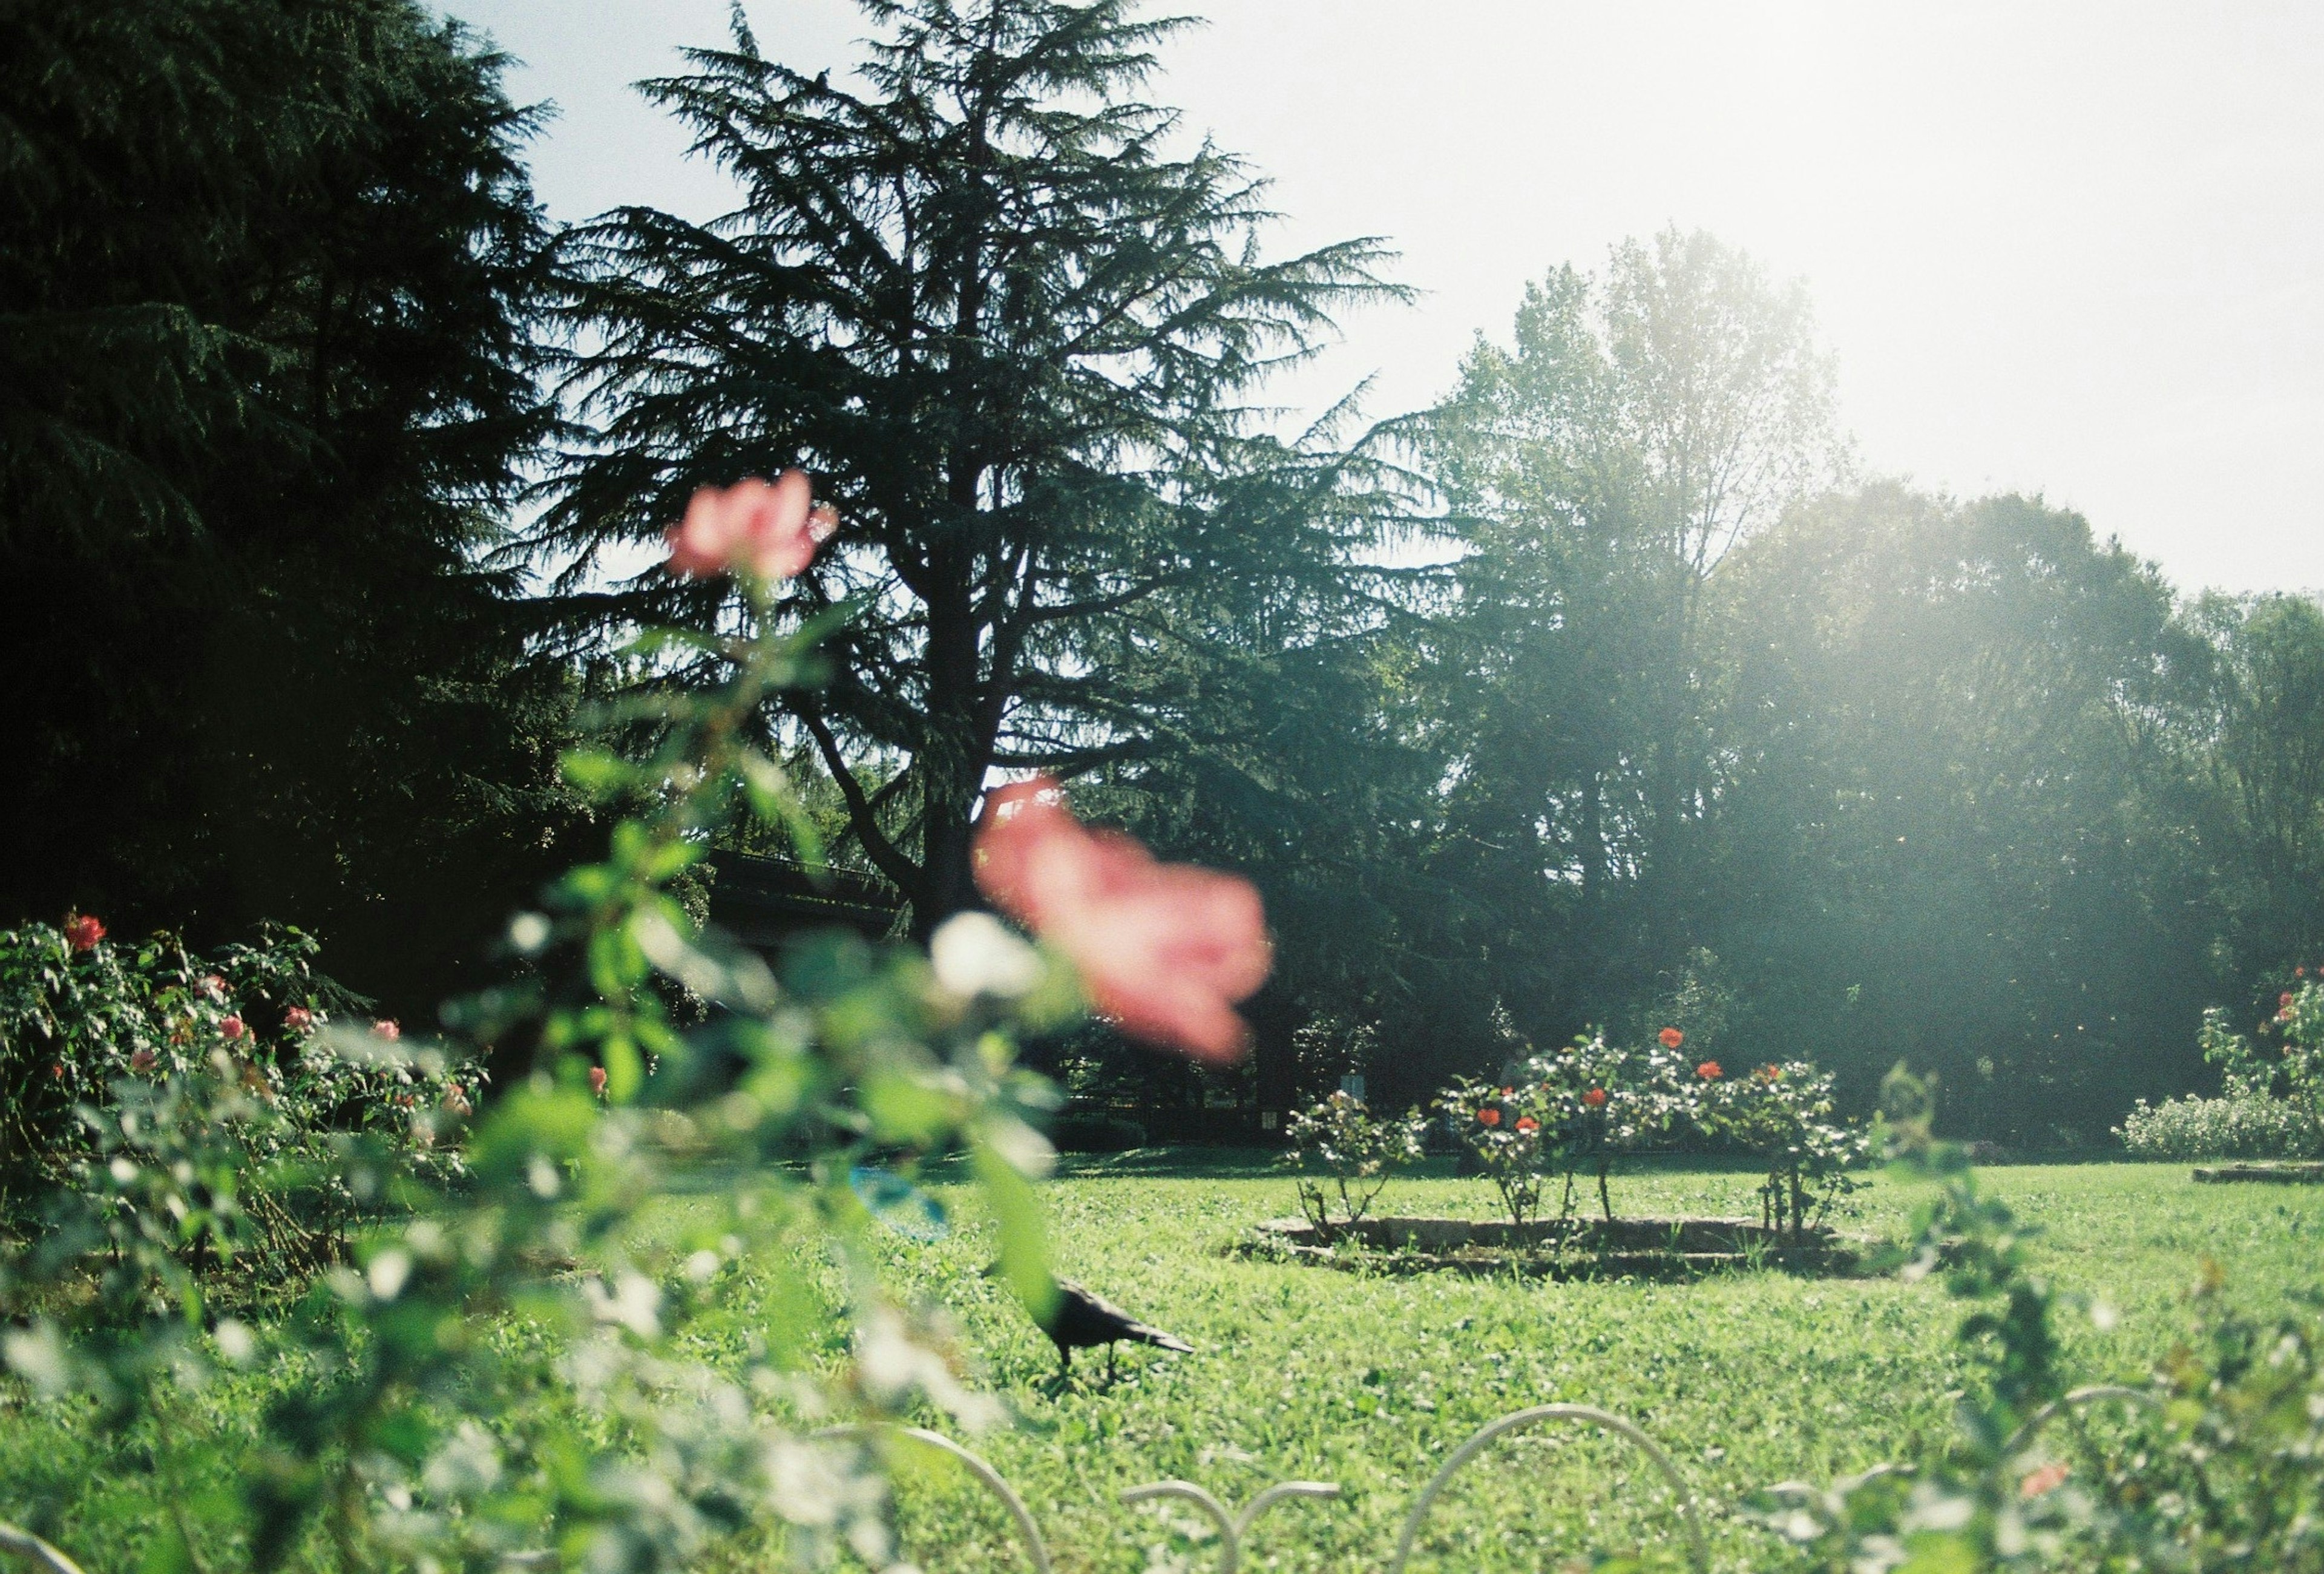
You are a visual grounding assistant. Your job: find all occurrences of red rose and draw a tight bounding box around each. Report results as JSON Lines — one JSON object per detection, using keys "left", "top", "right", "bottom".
{"left": 1759, "top": 1064, "right": 1782, "bottom": 1082}
{"left": 51, "top": 1063, "right": 64, "bottom": 1080}
{"left": 1515, "top": 1115, "right": 1539, "bottom": 1133}
{"left": 2283, "top": 992, "right": 2297, "bottom": 1009}
{"left": 973, "top": 777, "right": 1270, "bottom": 1064}
{"left": 1477, "top": 1106, "right": 1501, "bottom": 1126}
{"left": 220, "top": 1014, "right": 246, "bottom": 1041}
{"left": 1696, "top": 1061, "right": 1722, "bottom": 1080}
{"left": 64, "top": 913, "right": 106, "bottom": 952}
{"left": 284, "top": 1006, "right": 313, "bottom": 1034}
{"left": 372, "top": 1019, "right": 401, "bottom": 1041}
{"left": 1658, "top": 1026, "right": 1684, "bottom": 1049}
{"left": 588, "top": 1064, "right": 608, "bottom": 1097}
{"left": 664, "top": 471, "right": 828, "bottom": 581}
{"left": 1583, "top": 1087, "right": 1607, "bottom": 1107}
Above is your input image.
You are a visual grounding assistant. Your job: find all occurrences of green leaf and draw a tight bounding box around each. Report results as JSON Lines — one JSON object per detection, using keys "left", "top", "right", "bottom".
{"left": 970, "top": 1124, "right": 1053, "bottom": 1324}
{"left": 559, "top": 749, "right": 633, "bottom": 798}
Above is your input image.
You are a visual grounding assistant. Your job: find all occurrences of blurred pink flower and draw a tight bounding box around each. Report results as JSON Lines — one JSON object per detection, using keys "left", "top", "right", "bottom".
{"left": 130, "top": 1048, "right": 157, "bottom": 1074}
{"left": 64, "top": 913, "right": 106, "bottom": 952}
{"left": 2021, "top": 1461, "right": 2069, "bottom": 1498}
{"left": 1658, "top": 1026, "right": 1684, "bottom": 1049}
{"left": 972, "top": 777, "right": 1270, "bottom": 1064}
{"left": 664, "top": 471, "right": 826, "bottom": 580}
{"left": 1696, "top": 1060, "right": 1723, "bottom": 1080}
{"left": 1583, "top": 1087, "right": 1607, "bottom": 1107}
{"left": 588, "top": 1064, "right": 608, "bottom": 1097}
{"left": 372, "top": 1019, "right": 401, "bottom": 1041}
{"left": 284, "top": 1006, "right": 313, "bottom": 1034}
{"left": 199, "top": 974, "right": 226, "bottom": 1000}
{"left": 220, "top": 1014, "right": 246, "bottom": 1041}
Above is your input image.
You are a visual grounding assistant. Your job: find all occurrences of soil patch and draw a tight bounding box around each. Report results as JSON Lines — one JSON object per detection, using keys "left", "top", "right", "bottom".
{"left": 1240, "top": 1213, "right": 1872, "bottom": 1280}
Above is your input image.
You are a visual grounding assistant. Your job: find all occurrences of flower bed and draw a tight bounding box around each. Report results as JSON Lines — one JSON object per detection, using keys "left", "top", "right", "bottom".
{"left": 1244, "top": 1213, "right": 1871, "bottom": 1279}
{"left": 2190, "top": 1161, "right": 2324, "bottom": 1184}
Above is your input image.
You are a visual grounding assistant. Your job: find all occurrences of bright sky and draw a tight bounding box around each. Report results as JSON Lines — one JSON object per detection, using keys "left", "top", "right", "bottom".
{"left": 442, "top": 1, "right": 2324, "bottom": 596}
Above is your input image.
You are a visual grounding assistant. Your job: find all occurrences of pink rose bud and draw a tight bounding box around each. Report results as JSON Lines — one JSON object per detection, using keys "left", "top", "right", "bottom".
{"left": 588, "top": 1064, "right": 608, "bottom": 1097}
{"left": 663, "top": 471, "right": 825, "bottom": 581}
{"left": 973, "top": 777, "right": 1272, "bottom": 1064}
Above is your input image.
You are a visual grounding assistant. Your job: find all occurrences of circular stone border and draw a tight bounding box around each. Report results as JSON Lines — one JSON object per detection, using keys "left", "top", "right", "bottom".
{"left": 1239, "top": 1214, "right": 1872, "bottom": 1280}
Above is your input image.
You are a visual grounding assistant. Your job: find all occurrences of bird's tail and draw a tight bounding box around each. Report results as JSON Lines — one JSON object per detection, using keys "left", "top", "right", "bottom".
{"left": 1123, "top": 1321, "right": 1193, "bottom": 1354}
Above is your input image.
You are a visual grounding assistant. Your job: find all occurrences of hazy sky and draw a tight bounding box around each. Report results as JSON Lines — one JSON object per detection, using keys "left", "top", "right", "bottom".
{"left": 441, "top": 1, "right": 2324, "bottom": 596}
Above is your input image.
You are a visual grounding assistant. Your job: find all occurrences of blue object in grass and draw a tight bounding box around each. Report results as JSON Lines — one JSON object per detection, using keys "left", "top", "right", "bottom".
{"left": 850, "top": 1164, "right": 950, "bottom": 1241}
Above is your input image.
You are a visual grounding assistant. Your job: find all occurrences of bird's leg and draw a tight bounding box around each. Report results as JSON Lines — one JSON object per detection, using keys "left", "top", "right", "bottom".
{"left": 1106, "top": 1342, "right": 1118, "bottom": 1385}
{"left": 1057, "top": 1345, "right": 1072, "bottom": 1383}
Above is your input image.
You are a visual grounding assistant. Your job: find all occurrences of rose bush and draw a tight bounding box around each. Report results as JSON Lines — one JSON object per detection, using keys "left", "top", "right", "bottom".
{"left": 1285, "top": 1090, "right": 1424, "bottom": 1228}
{"left": 1704, "top": 1060, "right": 1871, "bottom": 1239}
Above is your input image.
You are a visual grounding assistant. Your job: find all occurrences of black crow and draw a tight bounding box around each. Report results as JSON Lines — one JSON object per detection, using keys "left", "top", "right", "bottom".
{"left": 1040, "top": 1277, "right": 1193, "bottom": 1382}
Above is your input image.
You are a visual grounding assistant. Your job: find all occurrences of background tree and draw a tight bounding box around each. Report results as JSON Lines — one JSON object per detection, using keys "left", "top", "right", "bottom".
{"left": 1415, "top": 230, "right": 1842, "bottom": 1052}
{"left": 1701, "top": 485, "right": 2207, "bottom": 1138}
{"left": 0, "top": 0, "right": 576, "bottom": 1011}
{"left": 543, "top": 0, "right": 1405, "bottom": 933}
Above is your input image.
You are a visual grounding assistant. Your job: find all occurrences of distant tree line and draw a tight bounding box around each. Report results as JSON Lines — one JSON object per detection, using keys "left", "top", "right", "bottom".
{"left": 8, "top": 0, "right": 2320, "bottom": 1139}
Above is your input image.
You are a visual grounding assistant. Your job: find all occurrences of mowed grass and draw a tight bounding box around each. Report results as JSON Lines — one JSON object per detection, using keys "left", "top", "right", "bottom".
{"left": 5, "top": 1158, "right": 2321, "bottom": 1572}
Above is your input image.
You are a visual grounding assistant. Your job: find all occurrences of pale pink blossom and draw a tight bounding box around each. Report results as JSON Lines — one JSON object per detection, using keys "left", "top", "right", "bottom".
{"left": 971, "top": 778, "right": 1270, "bottom": 1064}
{"left": 588, "top": 1064, "right": 608, "bottom": 1098}
{"left": 372, "top": 1019, "right": 401, "bottom": 1041}
{"left": 663, "top": 471, "right": 827, "bottom": 580}
{"left": 284, "top": 1006, "right": 313, "bottom": 1034}
{"left": 220, "top": 1014, "right": 246, "bottom": 1041}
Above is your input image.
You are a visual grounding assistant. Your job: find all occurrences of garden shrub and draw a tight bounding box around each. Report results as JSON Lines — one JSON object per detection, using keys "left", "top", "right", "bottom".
{"left": 0, "top": 919, "right": 472, "bottom": 1290}
{"left": 1705, "top": 1059, "right": 1873, "bottom": 1238}
{"left": 1285, "top": 1090, "right": 1423, "bottom": 1227}
{"left": 2115, "top": 994, "right": 2324, "bottom": 1159}
{"left": 1437, "top": 1023, "right": 1725, "bottom": 1225}
{"left": 2116, "top": 1093, "right": 2324, "bottom": 1159}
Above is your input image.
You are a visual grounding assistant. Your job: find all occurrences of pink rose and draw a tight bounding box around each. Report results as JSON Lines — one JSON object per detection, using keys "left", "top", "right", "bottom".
{"left": 220, "top": 1014, "right": 246, "bottom": 1041}
{"left": 199, "top": 974, "right": 227, "bottom": 1001}
{"left": 372, "top": 1019, "right": 401, "bottom": 1041}
{"left": 971, "top": 778, "right": 1271, "bottom": 1064}
{"left": 663, "top": 472, "right": 829, "bottom": 580}
{"left": 130, "top": 1048, "right": 157, "bottom": 1074}
{"left": 588, "top": 1064, "right": 608, "bottom": 1097}
{"left": 284, "top": 1006, "right": 313, "bottom": 1034}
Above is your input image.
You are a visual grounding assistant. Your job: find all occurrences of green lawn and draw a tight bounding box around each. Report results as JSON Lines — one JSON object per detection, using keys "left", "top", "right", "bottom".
{"left": 5, "top": 1156, "right": 2320, "bottom": 1572}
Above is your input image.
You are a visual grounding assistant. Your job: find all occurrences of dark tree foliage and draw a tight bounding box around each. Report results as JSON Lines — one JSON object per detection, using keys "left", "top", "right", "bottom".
{"left": 0, "top": 0, "right": 577, "bottom": 1010}
{"left": 1702, "top": 485, "right": 2208, "bottom": 1139}
{"left": 543, "top": 0, "right": 1405, "bottom": 932}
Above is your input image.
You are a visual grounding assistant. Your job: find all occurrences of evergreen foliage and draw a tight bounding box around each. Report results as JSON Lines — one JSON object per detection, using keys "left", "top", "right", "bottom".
{"left": 543, "top": 0, "right": 1408, "bottom": 930}
{"left": 0, "top": 0, "right": 576, "bottom": 1010}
